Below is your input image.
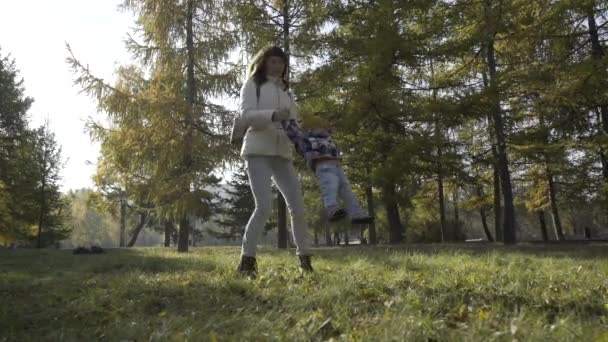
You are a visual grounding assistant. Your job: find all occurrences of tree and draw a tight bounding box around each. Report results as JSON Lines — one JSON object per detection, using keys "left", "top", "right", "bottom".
{"left": 480, "top": 0, "right": 517, "bottom": 243}
{"left": 584, "top": 2, "right": 608, "bottom": 181}
{"left": 212, "top": 164, "right": 255, "bottom": 240}
{"left": 0, "top": 51, "right": 71, "bottom": 246}
{"left": 0, "top": 48, "right": 30, "bottom": 161}
{"left": 85, "top": 151, "right": 130, "bottom": 247}
{"left": 0, "top": 49, "right": 33, "bottom": 245}
{"left": 30, "top": 122, "right": 71, "bottom": 247}
{"left": 316, "top": 0, "right": 410, "bottom": 243}
{"left": 68, "top": 0, "right": 238, "bottom": 252}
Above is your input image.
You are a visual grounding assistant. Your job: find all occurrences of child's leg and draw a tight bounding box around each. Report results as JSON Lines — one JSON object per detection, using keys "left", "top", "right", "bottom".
{"left": 315, "top": 162, "right": 340, "bottom": 210}
{"left": 315, "top": 162, "right": 346, "bottom": 221}
{"left": 336, "top": 166, "right": 365, "bottom": 217}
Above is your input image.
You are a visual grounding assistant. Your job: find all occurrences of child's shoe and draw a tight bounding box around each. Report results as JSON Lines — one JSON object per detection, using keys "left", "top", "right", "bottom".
{"left": 328, "top": 207, "right": 347, "bottom": 222}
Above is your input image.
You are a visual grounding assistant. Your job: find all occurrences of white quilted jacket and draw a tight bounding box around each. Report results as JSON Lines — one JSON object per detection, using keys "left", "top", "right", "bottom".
{"left": 234, "top": 76, "right": 298, "bottom": 160}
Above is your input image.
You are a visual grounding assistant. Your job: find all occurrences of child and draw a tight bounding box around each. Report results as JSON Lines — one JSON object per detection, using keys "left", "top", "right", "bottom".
{"left": 282, "top": 116, "right": 374, "bottom": 224}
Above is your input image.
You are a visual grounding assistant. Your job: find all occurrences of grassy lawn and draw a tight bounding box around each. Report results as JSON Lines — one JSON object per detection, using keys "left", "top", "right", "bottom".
{"left": 1, "top": 244, "right": 607, "bottom": 341}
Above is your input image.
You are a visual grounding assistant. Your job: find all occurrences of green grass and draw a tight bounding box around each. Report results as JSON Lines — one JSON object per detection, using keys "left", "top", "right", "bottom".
{"left": 1, "top": 244, "right": 608, "bottom": 341}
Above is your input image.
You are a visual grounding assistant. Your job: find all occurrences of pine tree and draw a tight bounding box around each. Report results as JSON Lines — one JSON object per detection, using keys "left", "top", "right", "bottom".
{"left": 0, "top": 51, "right": 71, "bottom": 246}
{"left": 318, "top": 0, "right": 408, "bottom": 243}
{"left": 212, "top": 164, "right": 254, "bottom": 240}
{"left": 0, "top": 49, "right": 34, "bottom": 244}
{"left": 68, "top": 0, "right": 238, "bottom": 252}
{"left": 29, "top": 122, "right": 71, "bottom": 247}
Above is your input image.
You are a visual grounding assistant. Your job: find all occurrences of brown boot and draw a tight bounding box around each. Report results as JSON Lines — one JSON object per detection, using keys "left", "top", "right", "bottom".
{"left": 237, "top": 255, "right": 257, "bottom": 279}
{"left": 299, "top": 255, "right": 314, "bottom": 273}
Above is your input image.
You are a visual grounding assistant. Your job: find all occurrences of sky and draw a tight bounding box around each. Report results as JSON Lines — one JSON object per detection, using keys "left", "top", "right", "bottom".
{"left": 0, "top": 0, "right": 137, "bottom": 193}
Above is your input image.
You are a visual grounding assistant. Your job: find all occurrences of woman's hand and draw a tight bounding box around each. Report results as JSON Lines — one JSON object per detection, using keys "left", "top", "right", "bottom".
{"left": 272, "top": 108, "right": 290, "bottom": 121}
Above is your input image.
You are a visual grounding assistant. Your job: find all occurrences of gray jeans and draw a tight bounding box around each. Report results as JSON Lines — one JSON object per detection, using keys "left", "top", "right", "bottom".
{"left": 241, "top": 156, "right": 311, "bottom": 257}
{"left": 315, "top": 160, "right": 364, "bottom": 217}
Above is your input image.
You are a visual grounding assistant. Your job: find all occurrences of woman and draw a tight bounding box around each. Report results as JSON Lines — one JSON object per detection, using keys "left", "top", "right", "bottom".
{"left": 232, "top": 46, "right": 312, "bottom": 278}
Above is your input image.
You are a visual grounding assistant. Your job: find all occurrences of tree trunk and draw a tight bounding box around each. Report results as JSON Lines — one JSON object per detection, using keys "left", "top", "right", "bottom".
{"left": 600, "top": 144, "right": 608, "bottom": 180}
{"left": 538, "top": 210, "right": 549, "bottom": 242}
{"left": 587, "top": 10, "right": 608, "bottom": 179}
{"left": 485, "top": 2, "right": 517, "bottom": 244}
{"left": 431, "top": 58, "right": 448, "bottom": 243}
{"left": 480, "top": 207, "right": 493, "bottom": 242}
{"left": 452, "top": 186, "right": 460, "bottom": 241}
{"left": 360, "top": 225, "right": 367, "bottom": 245}
{"left": 546, "top": 169, "right": 564, "bottom": 240}
{"left": 334, "top": 231, "right": 340, "bottom": 245}
{"left": 483, "top": 72, "right": 503, "bottom": 242}
{"left": 437, "top": 172, "right": 447, "bottom": 242}
{"left": 276, "top": 1, "right": 292, "bottom": 250}
{"left": 595, "top": 109, "right": 608, "bottom": 181}
{"left": 365, "top": 167, "right": 377, "bottom": 245}
{"left": 492, "top": 148, "right": 503, "bottom": 242}
{"left": 36, "top": 205, "right": 44, "bottom": 248}
{"left": 172, "top": 229, "right": 178, "bottom": 246}
{"left": 127, "top": 212, "right": 147, "bottom": 247}
{"left": 178, "top": 0, "right": 195, "bottom": 253}
{"left": 178, "top": 216, "right": 190, "bottom": 252}
{"left": 587, "top": 10, "right": 608, "bottom": 227}
{"left": 37, "top": 180, "right": 46, "bottom": 248}
{"left": 476, "top": 186, "right": 494, "bottom": 242}
{"left": 383, "top": 183, "right": 404, "bottom": 244}
{"left": 164, "top": 221, "right": 172, "bottom": 247}
{"left": 322, "top": 208, "right": 332, "bottom": 246}
{"left": 119, "top": 191, "right": 126, "bottom": 247}
{"left": 277, "top": 194, "right": 288, "bottom": 249}
{"left": 282, "top": 1, "right": 291, "bottom": 84}
{"left": 344, "top": 227, "right": 349, "bottom": 246}
{"left": 537, "top": 111, "right": 564, "bottom": 241}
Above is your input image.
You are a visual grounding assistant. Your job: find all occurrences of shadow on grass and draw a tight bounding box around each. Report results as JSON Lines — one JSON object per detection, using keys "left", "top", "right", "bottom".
{"left": 89, "top": 253, "right": 217, "bottom": 275}
{"left": 0, "top": 248, "right": 280, "bottom": 340}
{"left": 310, "top": 242, "right": 608, "bottom": 261}
{"left": 0, "top": 247, "right": 220, "bottom": 275}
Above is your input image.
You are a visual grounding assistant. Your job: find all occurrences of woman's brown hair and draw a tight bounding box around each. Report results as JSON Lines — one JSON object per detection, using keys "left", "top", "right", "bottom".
{"left": 248, "top": 45, "right": 289, "bottom": 90}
